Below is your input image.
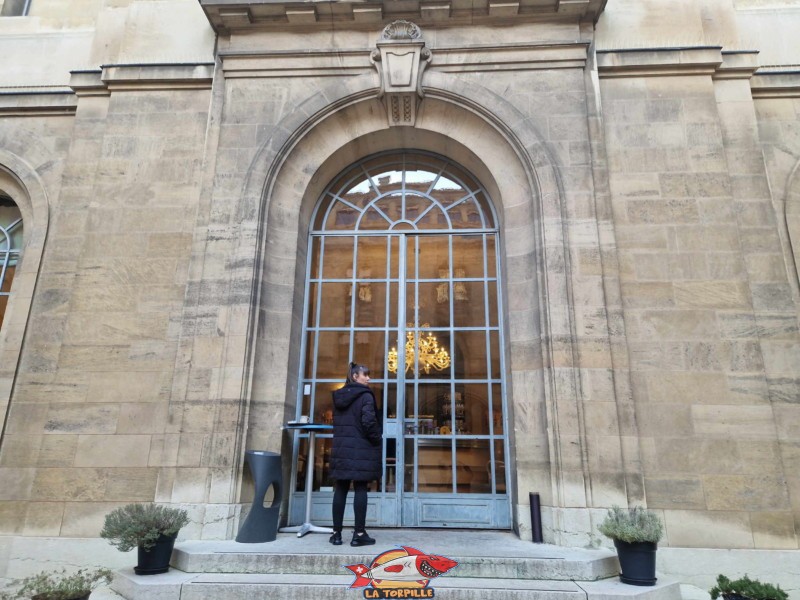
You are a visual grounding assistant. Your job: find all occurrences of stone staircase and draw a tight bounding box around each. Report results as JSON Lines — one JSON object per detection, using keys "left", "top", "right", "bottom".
{"left": 110, "top": 530, "right": 682, "bottom": 600}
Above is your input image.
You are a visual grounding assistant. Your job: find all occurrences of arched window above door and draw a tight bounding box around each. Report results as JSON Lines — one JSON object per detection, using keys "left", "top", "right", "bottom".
{"left": 313, "top": 152, "right": 496, "bottom": 232}
{"left": 0, "top": 193, "right": 23, "bottom": 331}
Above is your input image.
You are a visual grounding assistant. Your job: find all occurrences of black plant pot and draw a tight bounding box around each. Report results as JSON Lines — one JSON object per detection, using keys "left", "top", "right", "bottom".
{"left": 134, "top": 533, "right": 177, "bottom": 575}
{"left": 614, "top": 539, "right": 657, "bottom": 586}
{"left": 722, "top": 595, "right": 752, "bottom": 600}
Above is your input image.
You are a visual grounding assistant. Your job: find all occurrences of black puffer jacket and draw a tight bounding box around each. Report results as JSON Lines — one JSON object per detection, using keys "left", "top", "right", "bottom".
{"left": 330, "top": 382, "right": 382, "bottom": 482}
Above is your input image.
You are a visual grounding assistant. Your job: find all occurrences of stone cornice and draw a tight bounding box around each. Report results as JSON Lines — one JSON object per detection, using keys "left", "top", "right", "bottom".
{"left": 70, "top": 70, "right": 109, "bottom": 97}
{"left": 713, "top": 50, "right": 760, "bottom": 80}
{"left": 200, "top": 0, "right": 607, "bottom": 34}
{"left": 220, "top": 41, "right": 589, "bottom": 78}
{"left": 597, "top": 46, "right": 724, "bottom": 78}
{"left": 100, "top": 63, "right": 215, "bottom": 91}
{"left": 751, "top": 69, "right": 800, "bottom": 99}
{"left": 0, "top": 87, "right": 77, "bottom": 116}
{"left": 69, "top": 63, "right": 215, "bottom": 95}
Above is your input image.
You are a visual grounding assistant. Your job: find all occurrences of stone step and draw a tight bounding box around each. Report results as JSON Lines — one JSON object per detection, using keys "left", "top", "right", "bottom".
{"left": 111, "top": 569, "right": 682, "bottom": 600}
{"left": 172, "top": 532, "right": 619, "bottom": 581}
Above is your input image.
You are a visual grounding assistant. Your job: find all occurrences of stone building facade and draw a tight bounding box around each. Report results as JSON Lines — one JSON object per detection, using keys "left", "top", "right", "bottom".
{"left": 0, "top": 0, "right": 799, "bottom": 588}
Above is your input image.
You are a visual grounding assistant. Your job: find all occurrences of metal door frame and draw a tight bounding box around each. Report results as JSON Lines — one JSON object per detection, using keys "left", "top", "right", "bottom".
{"left": 288, "top": 152, "right": 512, "bottom": 528}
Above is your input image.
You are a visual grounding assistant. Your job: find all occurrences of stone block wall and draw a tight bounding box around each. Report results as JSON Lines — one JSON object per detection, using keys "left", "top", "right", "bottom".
{"left": 598, "top": 47, "right": 799, "bottom": 549}
{"left": 0, "top": 67, "right": 217, "bottom": 540}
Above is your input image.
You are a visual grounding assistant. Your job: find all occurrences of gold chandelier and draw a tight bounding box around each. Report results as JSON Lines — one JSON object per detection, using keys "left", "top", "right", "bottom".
{"left": 388, "top": 325, "right": 451, "bottom": 374}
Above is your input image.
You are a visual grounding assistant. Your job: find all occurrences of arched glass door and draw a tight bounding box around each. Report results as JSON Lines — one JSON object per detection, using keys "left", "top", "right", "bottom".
{"left": 291, "top": 151, "right": 510, "bottom": 528}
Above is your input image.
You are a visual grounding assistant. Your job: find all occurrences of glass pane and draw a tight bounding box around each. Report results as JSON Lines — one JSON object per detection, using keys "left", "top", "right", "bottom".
{"left": 306, "top": 282, "right": 318, "bottom": 327}
{"left": 418, "top": 439, "right": 453, "bottom": 493}
{"left": 304, "top": 331, "right": 316, "bottom": 378}
{"left": 373, "top": 169, "right": 404, "bottom": 195}
{"left": 319, "top": 282, "right": 352, "bottom": 327}
{"left": 405, "top": 167, "right": 438, "bottom": 193}
{"left": 0, "top": 202, "right": 22, "bottom": 245}
{"left": 0, "top": 290, "right": 8, "bottom": 330}
{"left": 385, "top": 437, "right": 397, "bottom": 493}
{"left": 449, "top": 198, "right": 484, "bottom": 229}
{"left": 325, "top": 200, "right": 359, "bottom": 230}
{"left": 452, "top": 235, "right": 484, "bottom": 278}
{"left": 455, "top": 383, "right": 490, "bottom": 435}
{"left": 376, "top": 193, "right": 403, "bottom": 224}
{"left": 389, "top": 282, "right": 399, "bottom": 328}
{"left": 454, "top": 330, "right": 487, "bottom": 379}
{"left": 340, "top": 177, "right": 375, "bottom": 209}
{"left": 0, "top": 264, "right": 17, "bottom": 326}
{"left": 417, "top": 235, "right": 449, "bottom": 280}
{"left": 389, "top": 236, "right": 400, "bottom": 280}
{"left": 486, "top": 235, "right": 497, "bottom": 278}
{"left": 453, "top": 282, "right": 485, "bottom": 328}
{"left": 439, "top": 390, "right": 455, "bottom": 436}
{"left": 360, "top": 207, "right": 391, "bottom": 230}
{"left": 405, "top": 237, "right": 417, "bottom": 280}
{"left": 322, "top": 237, "right": 354, "bottom": 279}
{"left": 295, "top": 436, "right": 334, "bottom": 492}
{"left": 309, "top": 237, "right": 321, "bottom": 278}
{"left": 300, "top": 384, "right": 311, "bottom": 418}
{"left": 488, "top": 281, "right": 498, "bottom": 327}
{"left": 406, "top": 281, "right": 415, "bottom": 326}
{"left": 404, "top": 194, "right": 431, "bottom": 223}
{"left": 417, "top": 383, "right": 450, "bottom": 434}
{"left": 430, "top": 175, "right": 465, "bottom": 206}
{"left": 10, "top": 225, "right": 21, "bottom": 249}
{"left": 354, "top": 282, "right": 386, "bottom": 327}
{"left": 357, "top": 236, "right": 388, "bottom": 279}
{"left": 387, "top": 329, "right": 400, "bottom": 379}
{"left": 386, "top": 383, "right": 398, "bottom": 419}
{"left": 417, "top": 282, "right": 450, "bottom": 328}
{"left": 1, "top": 264, "right": 15, "bottom": 295}
{"left": 413, "top": 328, "right": 452, "bottom": 380}
{"left": 491, "top": 384, "right": 504, "bottom": 435}
{"left": 315, "top": 330, "right": 351, "bottom": 379}
{"left": 404, "top": 383, "right": 417, "bottom": 422}
{"left": 404, "top": 439, "right": 415, "bottom": 493}
{"left": 494, "top": 439, "right": 506, "bottom": 493}
{"left": 313, "top": 382, "right": 339, "bottom": 424}
{"left": 456, "top": 439, "right": 491, "bottom": 494}
{"left": 490, "top": 331, "right": 501, "bottom": 379}
{"left": 416, "top": 205, "right": 448, "bottom": 230}
{"left": 353, "top": 330, "right": 385, "bottom": 376}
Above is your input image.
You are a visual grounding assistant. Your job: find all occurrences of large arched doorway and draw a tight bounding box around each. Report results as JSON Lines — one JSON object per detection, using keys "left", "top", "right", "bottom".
{"left": 290, "top": 151, "right": 511, "bottom": 528}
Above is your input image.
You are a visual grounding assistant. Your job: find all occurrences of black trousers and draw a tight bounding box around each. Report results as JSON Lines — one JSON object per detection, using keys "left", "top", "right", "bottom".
{"left": 332, "top": 479, "right": 368, "bottom": 531}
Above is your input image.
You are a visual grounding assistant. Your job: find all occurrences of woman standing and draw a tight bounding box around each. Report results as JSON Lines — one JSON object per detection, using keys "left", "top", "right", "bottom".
{"left": 329, "top": 362, "right": 382, "bottom": 546}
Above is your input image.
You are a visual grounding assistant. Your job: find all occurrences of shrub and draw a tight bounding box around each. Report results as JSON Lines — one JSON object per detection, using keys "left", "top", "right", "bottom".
{"left": 709, "top": 574, "right": 788, "bottom": 600}
{"left": 598, "top": 506, "right": 664, "bottom": 544}
{"left": 100, "top": 504, "right": 189, "bottom": 552}
{"left": 4, "top": 568, "right": 112, "bottom": 600}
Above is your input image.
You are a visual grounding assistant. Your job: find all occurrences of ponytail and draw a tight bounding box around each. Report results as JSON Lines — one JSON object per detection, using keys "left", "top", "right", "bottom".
{"left": 347, "top": 361, "right": 370, "bottom": 383}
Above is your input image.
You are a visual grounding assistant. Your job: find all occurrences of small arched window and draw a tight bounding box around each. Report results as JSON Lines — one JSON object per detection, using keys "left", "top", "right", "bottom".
{"left": 0, "top": 193, "right": 23, "bottom": 330}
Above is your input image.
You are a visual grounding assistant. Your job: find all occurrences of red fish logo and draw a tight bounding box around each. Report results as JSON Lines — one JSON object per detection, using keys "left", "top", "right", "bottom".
{"left": 344, "top": 546, "right": 458, "bottom": 597}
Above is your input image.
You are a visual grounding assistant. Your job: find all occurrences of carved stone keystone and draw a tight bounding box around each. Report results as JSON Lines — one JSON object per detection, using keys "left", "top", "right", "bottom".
{"left": 371, "top": 20, "right": 432, "bottom": 127}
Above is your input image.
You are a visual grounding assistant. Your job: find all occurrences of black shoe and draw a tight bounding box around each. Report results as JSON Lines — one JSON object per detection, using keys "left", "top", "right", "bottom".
{"left": 329, "top": 531, "right": 342, "bottom": 545}
{"left": 350, "top": 531, "right": 376, "bottom": 546}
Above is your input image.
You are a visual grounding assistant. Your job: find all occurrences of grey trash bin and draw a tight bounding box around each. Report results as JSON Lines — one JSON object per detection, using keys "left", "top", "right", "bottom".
{"left": 236, "top": 450, "right": 282, "bottom": 543}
